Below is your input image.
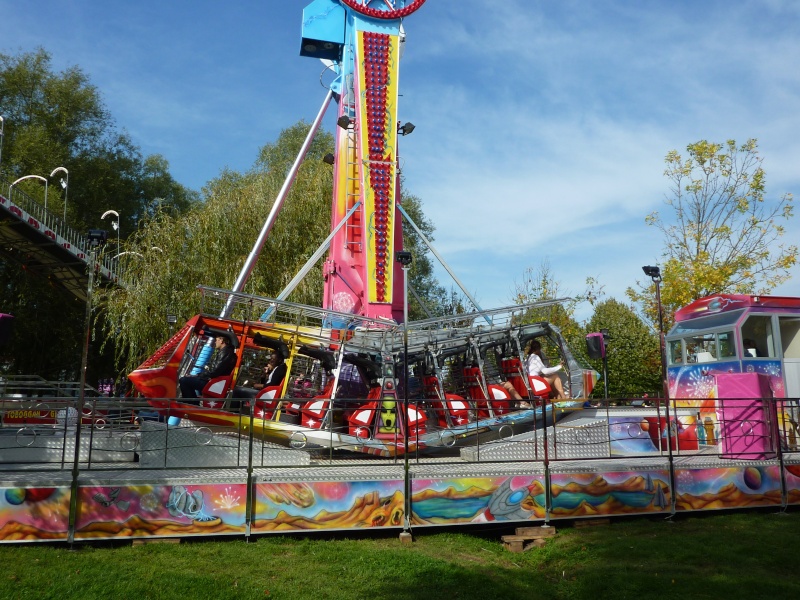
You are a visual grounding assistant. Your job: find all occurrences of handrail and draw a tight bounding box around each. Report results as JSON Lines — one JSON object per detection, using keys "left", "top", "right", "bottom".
{"left": 0, "top": 177, "right": 123, "bottom": 285}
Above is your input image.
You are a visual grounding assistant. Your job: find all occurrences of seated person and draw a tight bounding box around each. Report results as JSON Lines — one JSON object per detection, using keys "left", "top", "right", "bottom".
{"left": 743, "top": 338, "right": 765, "bottom": 357}
{"left": 179, "top": 335, "right": 236, "bottom": 400}
{"left": 525, "top": 339, "right": 567, "bottom": 399}
{"left": 254, "top": 353, "right": 287, "bottom": 390}
{"left": 499, "top": 381, "right": 532, "bottom": 409}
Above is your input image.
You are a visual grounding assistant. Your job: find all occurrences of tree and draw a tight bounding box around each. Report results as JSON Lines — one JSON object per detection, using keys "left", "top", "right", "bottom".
{"left": 99, "top": 122, "right": 336, "bottom": 371}
{"left": 0, "top": 48, "right": 197, "bottom": 237}
{"left": 512, "top": 259, "right": 603, "bottom": 362}
{"left": 0, "top": 48, "right": 195, "bottom": 379}
{"left": 583, "top": 299, "right": 661, "bottom": 398}
{"left": 629, "top": 139, "right": 796, "bottom": 329}
{"left": 398, "top": 189, "right": 448, "bottom": 320}
{"left": 513, "top": 260, "right": 602, "bottom": 333}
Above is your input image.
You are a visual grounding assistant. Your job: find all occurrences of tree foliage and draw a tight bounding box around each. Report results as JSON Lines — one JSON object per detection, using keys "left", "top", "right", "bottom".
{"left": 582, "top": 299, "right": 661, "bottom": 398}
{"left": 0, "top": 48, "right": 196, "bottom": 379}
{"left": 0, "top": 48, "right": 197, "bottom": 235}
{"left": 99, "top": 122, "right": 336, "bottom": 371}
{"left": 513, "top": 260, "right": 602, "bottom": 338}
{"left": 0, "top": 49, "right": 454, "bottom": 378}
{"left": 99, "top": 122, "right": 453, "bottom": 372}
{"left": 398, "top": 190, "right": 451, "bottom": 320}
{"left": 628, "top": 139, "right": 796, "bottom": 329}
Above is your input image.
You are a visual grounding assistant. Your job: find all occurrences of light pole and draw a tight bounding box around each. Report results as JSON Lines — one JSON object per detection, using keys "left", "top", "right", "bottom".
{"left": 101, "top": 209, "right": 120, "bottom": 251}
{"left": 395, "top": 249, "right": 413, "bottom": 539}
{"left": 50, "top": 167, "right": 69, "bottom": 222}
{"left": 642, "top": 265, "right": 667, "bottom": 398}
{"left": 10, "top": 175, "right": 48, "bottom": 211}
{"left": 642, "top": 264, "right": 675, "bottom": 516}
{"left": 68, "top": 227, "right": 107, "bottom": 544}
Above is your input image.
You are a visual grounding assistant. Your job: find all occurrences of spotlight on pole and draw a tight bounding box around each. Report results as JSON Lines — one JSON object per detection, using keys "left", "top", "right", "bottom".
{"left": 336, "top": 115, "right": 352, "bottom": 130}
{"left": 397, "top": 122, "right": 415, "bottom": 136}
{"left": 322, "top": 153, "right": 335, "bottom": 165}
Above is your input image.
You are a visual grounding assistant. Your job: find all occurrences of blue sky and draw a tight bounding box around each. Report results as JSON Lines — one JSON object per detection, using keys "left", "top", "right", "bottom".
{"left": 3, "top": 0, "right": 800, "bottom": 322}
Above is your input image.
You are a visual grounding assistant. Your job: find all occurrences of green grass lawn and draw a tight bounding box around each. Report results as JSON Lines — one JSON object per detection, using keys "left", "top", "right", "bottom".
{"left": 1, "top": 510, "right": 797, "bottom": 599}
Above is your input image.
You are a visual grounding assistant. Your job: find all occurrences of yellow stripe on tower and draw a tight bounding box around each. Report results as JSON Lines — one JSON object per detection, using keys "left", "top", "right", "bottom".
{"left": 356, "top": 30, "right": 400, "bottom": 304}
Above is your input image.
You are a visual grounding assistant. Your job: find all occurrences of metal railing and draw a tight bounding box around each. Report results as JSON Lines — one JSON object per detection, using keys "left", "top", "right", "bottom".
{"left": 0, "top": 178, "right": 121, "bottom": 283}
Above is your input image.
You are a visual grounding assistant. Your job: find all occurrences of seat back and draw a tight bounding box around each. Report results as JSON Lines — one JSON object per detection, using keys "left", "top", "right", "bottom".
{"left": 199, "top": 376, "right": 233, "bottom": 408}
{"left": 422, "top": 375, "right": 443, "bottom": 400}
{"left": 445, "top": 393, "right": 472, "bottom": 425}
{"left": 485, "top": 384, "right": 511, "bottom": 416}
{"left": 300, "top": 377, "right": 337, "bottom": 429}
{"left": 529, "top": 375, "right": 552, "bottom": 399}
{"left": 462, "top": 366, "right": 485, "bottom": 399}
{"left": 348, "top": 401, "right": 378, "bottom": 438}
{"left": 251, "top": 384, "right": 282, "bottom": 420}
{"left": 201, "top": 375, "right": 233, "bottom": 398}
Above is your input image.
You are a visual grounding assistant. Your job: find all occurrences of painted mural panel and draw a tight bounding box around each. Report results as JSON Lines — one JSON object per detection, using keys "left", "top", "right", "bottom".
{"left": 251, "top": 480, "right": 404, "bottom": 532}
{"left": 610, "top": 415, "right": 709, "bottom": 456}
{"left": 548, "top": 471, "right": 671, "bottom": 518}
{"left": 674, "top": 465, "right": 784, "bottom": 511}
{"left": 73, "top": 483, "right": 247, "bottom": 539}
{"left": 411, "top": 475, "right": 546, "bottom": 525}
{"left": 668, "top": 360, "right": 784, "bottom": 399}
{"left": 0, "top": 486, "right": 70, "bottom": 541}
{"left": 783, "top": 464, "right": 800, "bottom": 505}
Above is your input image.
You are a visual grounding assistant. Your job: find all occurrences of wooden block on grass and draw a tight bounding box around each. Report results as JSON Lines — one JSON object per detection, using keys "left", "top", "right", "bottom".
{"left": 515, "top": 526, "right": 557, "bottom": 538}
{"left": 501, "top": 535, "right": 547, "bottom": 553}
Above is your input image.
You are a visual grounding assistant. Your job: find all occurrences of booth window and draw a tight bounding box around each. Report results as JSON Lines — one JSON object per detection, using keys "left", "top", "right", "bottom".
{"left": 741, "top": 315, "right": 775, "bottom": 358}
{"left": 686, "top": 333, "right": 717, "bottom": 363}
{"left": 668, "top": 339, "right": 684, "bottom": 365}
{"left": 718, "top": 331, "right": 737, "bottom": 359}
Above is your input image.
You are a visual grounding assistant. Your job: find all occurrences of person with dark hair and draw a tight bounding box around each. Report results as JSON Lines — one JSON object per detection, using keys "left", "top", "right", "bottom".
{"left": 525, "top": 339, "right": 567, "bottom": 399}
{"left": 255, "top": 353, "right": 287, "bottom": 390}
{"left": 743, "top": 338, "right": 765, "bottom": 357}
{"left": 179, "top": 336, "right": 237, "bottom": 400}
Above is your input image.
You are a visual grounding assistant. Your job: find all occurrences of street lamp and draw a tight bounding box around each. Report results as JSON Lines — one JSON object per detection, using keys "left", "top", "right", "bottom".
{"left": 50, "top": 167, "right": 69, "bottom": 223}
{"left": 10, "top": 175, "right": 48, "bottom": 211}
{"left": 642, "top": 264, "right": 675, "bottom": 515}
{"left": 101, "top": 209, "right": 120, "bottom": 251}
{"left": 0, "top": 115, "right": 5, "bottom": 169}
{"left": 642, "top": 265, "right": 667, "bottom": 398}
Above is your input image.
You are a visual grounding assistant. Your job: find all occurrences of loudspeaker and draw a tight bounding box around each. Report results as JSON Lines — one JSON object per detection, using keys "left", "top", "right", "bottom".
{"left": 586, "top": 332, "right": 605, "bottom": 359}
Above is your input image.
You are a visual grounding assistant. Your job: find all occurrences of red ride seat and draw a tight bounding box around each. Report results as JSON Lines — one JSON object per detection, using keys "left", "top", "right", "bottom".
{"left": 501, "top": 358, "right": 528, "bottom": 397}
{"left": 301, "top": 378, "right": 336, "bottom": 429}
{"left": 445, "top": 394, "right": 471, "bottom": 425}
{"left": 199, "top": 376, "right": 233, "bottom": 409}
{"left": 528, "top": 375, "right": 552, "bottom": 400}
{"left": 250, "top": 384, "right": 283, "bottom": 420}
{"left": 484, "top": 384, "right": 511, "bottom": 416}
{"left": 463, "top": 367, "right": 511, "bottom": 418}
{"left": 347, "top": 386, "right": 383, "bottom": 437}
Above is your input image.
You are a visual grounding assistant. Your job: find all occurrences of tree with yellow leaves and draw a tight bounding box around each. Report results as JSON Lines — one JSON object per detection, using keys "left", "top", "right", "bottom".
{"left": 629, "top": 139, "right": 796, "bottom": 330}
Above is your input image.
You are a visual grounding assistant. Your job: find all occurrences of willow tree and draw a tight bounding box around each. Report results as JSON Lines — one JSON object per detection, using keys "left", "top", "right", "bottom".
{"left": 99, "top": 122, "right": 450, "bottom": 372}
{"left": 629, "top": 139, "right": 796, "bottom": 329}
{"left": 100, "top": 122, "right": 335, "bottom": 372}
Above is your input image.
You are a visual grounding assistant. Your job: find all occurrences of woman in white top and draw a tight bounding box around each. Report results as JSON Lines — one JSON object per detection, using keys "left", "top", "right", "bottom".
{"left": 525, "top": 339, "right": 567, "bottom": 399}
